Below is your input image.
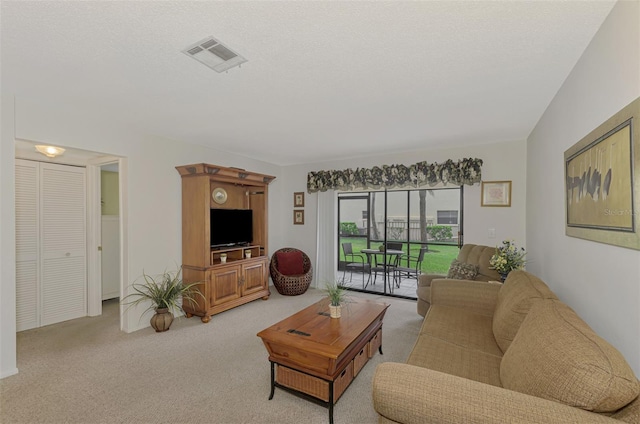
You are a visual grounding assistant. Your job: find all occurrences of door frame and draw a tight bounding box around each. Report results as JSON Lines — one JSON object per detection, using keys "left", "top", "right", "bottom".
{"left": 86, "top": 157, "right": 128, "bottom": 332}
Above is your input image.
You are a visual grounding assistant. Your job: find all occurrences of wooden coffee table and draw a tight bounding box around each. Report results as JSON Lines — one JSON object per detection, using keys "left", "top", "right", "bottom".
{"left": 257, "top": 297, "right": 389, "bottom": 423}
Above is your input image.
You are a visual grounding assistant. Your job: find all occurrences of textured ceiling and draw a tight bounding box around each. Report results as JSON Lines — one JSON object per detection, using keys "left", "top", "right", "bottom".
{"left": 2, "top": 1, "right": 616, "bottom": 165}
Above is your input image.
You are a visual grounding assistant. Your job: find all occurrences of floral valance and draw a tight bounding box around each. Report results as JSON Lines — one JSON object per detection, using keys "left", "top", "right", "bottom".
{"left": 307, "top": 158, "right": 483, "bottom": 193}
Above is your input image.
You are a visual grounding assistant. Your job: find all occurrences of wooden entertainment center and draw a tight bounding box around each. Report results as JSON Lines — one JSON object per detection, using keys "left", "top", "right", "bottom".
{"left": 176, "top": 163, "right": 275, "bottom": 323}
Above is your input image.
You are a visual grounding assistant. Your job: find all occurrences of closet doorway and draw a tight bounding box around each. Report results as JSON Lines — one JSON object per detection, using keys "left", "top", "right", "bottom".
{"left": 15, "top": 140, "right": 127, "bottom": 331}
{"left": 15, "top": 160, "right": 88, "bottom": 330}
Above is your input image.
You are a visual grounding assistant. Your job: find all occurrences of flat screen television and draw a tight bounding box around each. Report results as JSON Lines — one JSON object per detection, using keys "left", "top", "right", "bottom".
{"left": 210, "top": 208, "right": 253, "bottom": 247}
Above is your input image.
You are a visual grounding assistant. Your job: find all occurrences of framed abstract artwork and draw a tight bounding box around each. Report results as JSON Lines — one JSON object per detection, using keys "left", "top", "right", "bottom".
{"left": 564, "top": 97, "right": 640, "bottom": 250}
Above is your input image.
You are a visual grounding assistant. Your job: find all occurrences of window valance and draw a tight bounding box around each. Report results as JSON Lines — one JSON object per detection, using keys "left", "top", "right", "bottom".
{"left": 307, "top": 158, "right": 483, "bottom": 193}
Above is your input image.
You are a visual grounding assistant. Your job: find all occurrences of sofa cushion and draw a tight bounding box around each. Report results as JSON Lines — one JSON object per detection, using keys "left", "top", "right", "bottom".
{"left": 446, "top": 259, "right": 479, "bottom": 280}
{"left": 500, "top": 299, "right": 640, "bottom": 412}
{"left": 492, "top": 270, "right": 557, "bottom": 352}
{"left": 407, "top": 334, "right": 503, "bottom": 387}
{"left": 419, "top": 305, "right": 503, "bottom": 356}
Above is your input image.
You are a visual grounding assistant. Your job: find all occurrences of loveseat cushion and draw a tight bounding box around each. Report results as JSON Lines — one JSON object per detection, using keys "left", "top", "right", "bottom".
{"left": 492, "top": 270, "right": 557, "bottom": 352}
{"left": 500, "top": 299, "right": 640, "bottom": 412}
{"left": 457, "top": 244, "right": 501, "bottom": 281}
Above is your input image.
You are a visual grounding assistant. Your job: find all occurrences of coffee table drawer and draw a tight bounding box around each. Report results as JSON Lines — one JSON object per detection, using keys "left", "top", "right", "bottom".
{"left": 334, "top": 361, "right": 354, "bottom": 401}
{"left": 353, "top": 345, "right": 369, "bottom": 376}
{"left": 368, "top": 329, "right": 382, "bottom": 358}
{"left": 276, "top": 363, "right": 353, "bottom": 403}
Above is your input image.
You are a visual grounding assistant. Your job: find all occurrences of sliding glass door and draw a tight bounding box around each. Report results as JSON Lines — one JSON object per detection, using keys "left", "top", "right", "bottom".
{"left": 338, "top": 187, "right": 462, "bottom": 299}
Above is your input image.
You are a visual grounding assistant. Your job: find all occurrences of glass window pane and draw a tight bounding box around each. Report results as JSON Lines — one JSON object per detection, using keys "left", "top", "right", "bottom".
{"left": 386, "top": 191, "right": 407, "bottom": 242}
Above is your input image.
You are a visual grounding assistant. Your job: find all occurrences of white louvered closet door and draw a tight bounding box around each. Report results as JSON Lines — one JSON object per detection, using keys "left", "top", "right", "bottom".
{"left": 15, "top": 160, "right": 39, "bottom": 331}
{"left": 15, "top": 160, "right": 87, "bottom": 330}
{"left": 40, "top": 163, "right": 87, "bottom": 326}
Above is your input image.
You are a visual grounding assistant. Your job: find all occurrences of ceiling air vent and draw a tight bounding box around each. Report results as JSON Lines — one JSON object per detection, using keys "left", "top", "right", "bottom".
{"left": 182, "top": 36, "right": 247, "bottom": 73}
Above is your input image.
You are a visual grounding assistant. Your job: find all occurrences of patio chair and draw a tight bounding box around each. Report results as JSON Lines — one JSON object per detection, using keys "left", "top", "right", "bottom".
{"left": 341, "top": 243, "right": 370, "bottom": 286}
{"left": 385, "top": 242, "right": 403, "bottom": 251}
{"left": 395, "top": 246, "right": 428, "bottom": 282}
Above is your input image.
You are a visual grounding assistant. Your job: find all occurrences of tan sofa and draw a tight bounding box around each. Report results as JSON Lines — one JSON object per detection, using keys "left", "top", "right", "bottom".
{"left": 373, "top": 270, "right": 640, "bottom": 423}
{"left": 417, "top": 244, "right": 501, "bottom": 317}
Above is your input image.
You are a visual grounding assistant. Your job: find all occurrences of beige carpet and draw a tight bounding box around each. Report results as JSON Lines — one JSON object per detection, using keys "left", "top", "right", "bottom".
{"left": 0, "top": 288, "right": 423, "bottom": 424}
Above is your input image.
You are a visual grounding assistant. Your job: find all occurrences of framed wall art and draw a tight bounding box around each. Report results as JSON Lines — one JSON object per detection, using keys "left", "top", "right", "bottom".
{"left": 293, "top": 210, "right": 304, "bottom": 225}
{"left": 294, "top": 192, "right": 305, "bottom": 207}
{"left": 481, "top": 181, "right": 512, "bottom": 207}
{"left": 564, "top": 97, "right": 640, "bottom": 250}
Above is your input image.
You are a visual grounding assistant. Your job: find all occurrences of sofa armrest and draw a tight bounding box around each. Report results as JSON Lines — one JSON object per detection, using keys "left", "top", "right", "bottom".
{"left": 417, "top": 273, "right": 446, "bottom": 288}
{"left": 373, "top": 363, "right": 619, "bottom": 424}
{"left": 430, "top": 279, "right": 500, "bottom": 316}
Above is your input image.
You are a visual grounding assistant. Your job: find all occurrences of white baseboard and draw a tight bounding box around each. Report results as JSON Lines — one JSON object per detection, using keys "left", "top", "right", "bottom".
{"left": 0, "top": 367, "right": 19, "bottom": 379}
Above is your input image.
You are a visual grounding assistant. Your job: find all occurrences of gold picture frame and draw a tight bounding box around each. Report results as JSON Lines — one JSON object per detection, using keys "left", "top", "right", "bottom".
{"left": 293, "top": 210, "right": 305, "bottom": 225}
{"left": 294, "top": 192, "right": 305, "bottom": 207}
{"left": 481, "top": 181, "right": 512, "bottom": 207}
{"left": 564, "top": 97, "right": 640, "bottom": 250}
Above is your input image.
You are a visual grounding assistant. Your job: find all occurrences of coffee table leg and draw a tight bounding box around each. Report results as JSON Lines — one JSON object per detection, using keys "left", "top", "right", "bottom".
{"left": 268, "top": 362, "right": 276, "bottom": 400}
{"left": 329, "top": 381, "right": 334, "bottom": 424}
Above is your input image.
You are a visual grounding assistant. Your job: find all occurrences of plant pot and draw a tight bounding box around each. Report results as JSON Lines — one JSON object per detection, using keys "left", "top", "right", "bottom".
{"left": 150, "top": 308, "right": 174, "bottom": 332}
{"left": 329, "top": 304, "right": 341, "bottom": 319}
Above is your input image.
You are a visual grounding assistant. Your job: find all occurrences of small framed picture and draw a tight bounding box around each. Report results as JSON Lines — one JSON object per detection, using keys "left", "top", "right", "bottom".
{"left": 294, "top": 192, "right": 305, "bottom": 207}
{"left": 294, "top": 210, "right": 305, "bottom": 225}
{"left": 481, "top": 181, "right": 512, "bottom": 207}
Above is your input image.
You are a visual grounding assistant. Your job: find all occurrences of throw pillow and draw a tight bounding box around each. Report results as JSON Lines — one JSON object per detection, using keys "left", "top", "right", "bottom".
{"left": 276, "top": 251, "right": 304, "bottom": 276}
{"left": 446, "top": 259, "right": 479, "bottom": 280}
{"left": 500, "top": 299, "right": 640, "bottom": 412}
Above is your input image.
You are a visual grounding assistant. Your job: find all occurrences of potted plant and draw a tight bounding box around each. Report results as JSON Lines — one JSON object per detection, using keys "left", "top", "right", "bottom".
{"left": 122, "top": 266, "right": 203, "bottom": 332}
{"left": 324, "top": 281, "right": 348, "bottom": 318}
{"left": 489, "top": 240, "right": 527, "bottom": 281}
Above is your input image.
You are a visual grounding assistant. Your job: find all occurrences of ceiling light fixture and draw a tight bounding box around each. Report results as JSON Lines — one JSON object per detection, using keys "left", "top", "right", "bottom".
{"left": 35, "top": 145, "right": 66, "bottom": 158}
{"left": 182, "top": 36, "right": 247, "bottom": 73}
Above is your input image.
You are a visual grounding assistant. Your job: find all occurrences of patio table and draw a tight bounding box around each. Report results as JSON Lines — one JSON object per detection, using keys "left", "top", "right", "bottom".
{"left": 361, "top": 249, "right": 404, "bottom": 294}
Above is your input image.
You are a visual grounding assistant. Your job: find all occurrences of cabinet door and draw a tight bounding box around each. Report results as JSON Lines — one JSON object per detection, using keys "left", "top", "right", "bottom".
{"left": 209, "top": 265, "right": 241, "bottom": 305}
{"left": 241, "top": 259, "right": 267, "bottom": 296}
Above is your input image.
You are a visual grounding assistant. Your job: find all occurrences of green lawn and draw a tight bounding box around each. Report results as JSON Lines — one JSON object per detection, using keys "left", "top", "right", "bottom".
{"left": 339, "top": 237, "right": 458, "bottom": 275}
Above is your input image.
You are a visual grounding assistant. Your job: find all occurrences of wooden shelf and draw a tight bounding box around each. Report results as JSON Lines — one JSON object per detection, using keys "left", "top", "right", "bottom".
{"left": 211, "top": 245, "right": 263, "bottom": 266}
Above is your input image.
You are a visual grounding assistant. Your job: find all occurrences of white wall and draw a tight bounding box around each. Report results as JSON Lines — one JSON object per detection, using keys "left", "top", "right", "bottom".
{"left": 527, "top": 0, "right": 640, "bottom": 374}
{"left": 280, "top": 139, "right": 527, "bottom": 286}
{"left": 0, "top": 95, "right": 284, "bottom": 377}
{"left": 0, "top": 96, "right": 18, "bottom": 378}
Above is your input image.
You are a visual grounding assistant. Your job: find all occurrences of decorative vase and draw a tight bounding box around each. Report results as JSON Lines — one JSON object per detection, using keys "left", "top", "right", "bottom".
{"left": 150, "top": 308, "right": 174, "bottom": 332}
{"left": 329, "top": 304, "right": 341, "bottom": 319}
{"left": 500, "top": 272, "right": 509, "bottom": 282}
